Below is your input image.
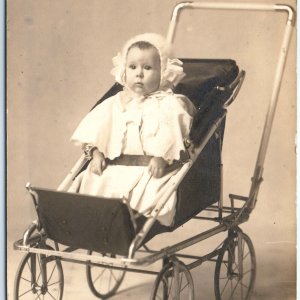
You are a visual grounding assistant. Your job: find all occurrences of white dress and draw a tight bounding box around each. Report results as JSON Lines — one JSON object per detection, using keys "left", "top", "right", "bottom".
{"left": 69, "top": 89, "right": 196, "bottom": 226}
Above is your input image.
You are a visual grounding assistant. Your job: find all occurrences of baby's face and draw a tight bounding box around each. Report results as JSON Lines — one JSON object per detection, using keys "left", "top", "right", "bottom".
{"left": 125, "top": 46, "right": 161, "bottom": 96}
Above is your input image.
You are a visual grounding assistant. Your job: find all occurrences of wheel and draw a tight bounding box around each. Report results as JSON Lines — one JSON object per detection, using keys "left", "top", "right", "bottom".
{"left": 150, "top": 258, "right": 194, "bottom": 300}
{"left": 14, "top": 245, "right": 64, "bottom": 300}
{"left": 86, "top": 251, "right": 126, "bottom": 299}
{"left": 214, "top": 230, "right": 256, "bottom": 300}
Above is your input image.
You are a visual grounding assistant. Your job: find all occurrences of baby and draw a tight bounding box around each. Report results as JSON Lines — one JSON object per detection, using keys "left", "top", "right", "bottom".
{"left": 69, "top": 33, "right": 196, "bottom": 226}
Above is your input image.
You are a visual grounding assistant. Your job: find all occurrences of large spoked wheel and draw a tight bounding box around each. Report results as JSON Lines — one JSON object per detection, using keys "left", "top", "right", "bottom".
{"left": 214, "top": 230, "right": 256, "bottom": 300}
{"left": 86, "top": 251, "right": 126, "bottom": 299}
{"left": 150, "top": 258, "right": 194, "bottom": 300}
{"left": 14, "top": 245, "right": 64, "bottom": 300}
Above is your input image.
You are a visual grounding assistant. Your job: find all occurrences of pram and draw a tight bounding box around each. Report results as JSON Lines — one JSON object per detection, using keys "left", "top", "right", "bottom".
{"left": 13, "top": 2, "right": 295, "bottom": 300}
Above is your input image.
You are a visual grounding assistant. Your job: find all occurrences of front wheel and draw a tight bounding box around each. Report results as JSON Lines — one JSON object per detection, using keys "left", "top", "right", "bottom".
{"left": 86, "top": 251, "right": 126, "bottom": 299}
{"left": 14, "top": 245, "right": 64, "bottom": 300}
{"left": 214, "top": 230, "right": 256, "bottom": 300}
{"left": 150, "top": 258, "right": 194, "bottom": 300}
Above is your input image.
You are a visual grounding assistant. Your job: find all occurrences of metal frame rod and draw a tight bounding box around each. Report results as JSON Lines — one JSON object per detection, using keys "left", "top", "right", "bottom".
{"left": 57, "top": 154, "right": 88, "bottom": 191}
{"left": 248, "top": 13, "right": 294, "bottom": 208}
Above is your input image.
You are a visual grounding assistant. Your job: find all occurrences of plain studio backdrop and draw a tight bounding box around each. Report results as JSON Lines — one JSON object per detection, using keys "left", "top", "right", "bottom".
{"left": 7, "top": 0, "right": 296, "bottom": 299}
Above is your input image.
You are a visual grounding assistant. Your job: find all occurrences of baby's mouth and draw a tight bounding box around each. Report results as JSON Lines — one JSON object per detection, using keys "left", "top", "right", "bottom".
{"left": 135, "top": 82, "right": 144, "bottom": 86}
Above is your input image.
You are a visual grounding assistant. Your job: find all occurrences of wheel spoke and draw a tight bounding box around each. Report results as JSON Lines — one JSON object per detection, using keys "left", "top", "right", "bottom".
{"left": 36, "top": 255, "right": 42, "bottom": 284}
{"left": 93, "top": 268, "right": 106, "bottom": 284}
{"left": 156, "top": 293, "right": 163, "bottom": 300}
{"left": 108, "top": 270, "right": 112, "bottom": 291}
{"left": 242, "top": 269, "right": 252, "bottom": 276}
{"left": 240, "top": 281, "right": 249, "bottom": 289}
{"left": 243, "top": 251, "right": 250, "bottom": 261}
{"left": 19, "top": 287, "right": 36, "bottom": 298}
{"left": 26, "top": 261, "right": 32, "bottom": 273}
{"left": 223, "top": 261, "right": 229, "bottom": 271}
{"left": 110, "top": 270, "right": 118, "bottom": 282}
{"left": 47, "top": 263, "right": 57, "bottom": 284}
{"left": 229, "top": 279, "right": 241, "bottom": 299}
{"left": 34, "top": 292, "right": 42, "bottom": 300}
{"left": 20, "top": 276, "right": 31, "bottom": 283}
{"left": 168, "top": 275, "right": 174, "bottom": 297}
{"left": 46, "top": 290, "right": 57, "bottom": 300}
{"left": 179, "top": 272, "right": 183, "bottom": 292}
{"left": 220, "top": 278, "right": 230, "bottom": 296}
{"left": 179, "top": 282, "right": 189, "bottom": 293}
{"left": 47, "top": 280, "right": 61, "bottom": 287}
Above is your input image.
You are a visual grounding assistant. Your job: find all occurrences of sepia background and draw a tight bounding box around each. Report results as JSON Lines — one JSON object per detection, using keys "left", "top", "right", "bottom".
{"left": 7, "top": 0, "right": 296, "bottom": 299}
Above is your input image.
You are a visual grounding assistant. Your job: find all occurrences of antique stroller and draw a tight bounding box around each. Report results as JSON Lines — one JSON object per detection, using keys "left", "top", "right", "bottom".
{"left": 13, "top": 2, "right": 294, "bottom": 300}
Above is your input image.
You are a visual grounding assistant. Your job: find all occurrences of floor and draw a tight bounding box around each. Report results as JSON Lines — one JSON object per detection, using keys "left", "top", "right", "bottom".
{"left": 7, "top": 220, "right": 296, "bottom": 300}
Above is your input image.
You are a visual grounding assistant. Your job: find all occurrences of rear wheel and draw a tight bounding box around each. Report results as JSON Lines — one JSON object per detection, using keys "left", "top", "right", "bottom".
{"left": 14, "top": 245, "right": 64, "bottom": 300}
{"left": 86, "top": 251, "right": 126, "bottom": 299}
{"left": 150, "top": 258, "right": 194, "bottom": 300}
{"left": 214, "top": 230, "right": 256, "bottom": 300}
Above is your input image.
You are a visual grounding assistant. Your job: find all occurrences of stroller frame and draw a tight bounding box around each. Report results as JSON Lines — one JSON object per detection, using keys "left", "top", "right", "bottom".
{"left": 13, "top": 2, "right": 295, "bottom": 300}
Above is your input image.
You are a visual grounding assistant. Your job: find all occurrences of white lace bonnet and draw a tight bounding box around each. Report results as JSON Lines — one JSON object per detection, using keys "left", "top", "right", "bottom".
{"left": 110, "top": 33, "right": 185, "bottom": 89}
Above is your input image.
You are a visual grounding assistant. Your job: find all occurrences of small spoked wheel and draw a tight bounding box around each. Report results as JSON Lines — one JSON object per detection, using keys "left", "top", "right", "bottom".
{"left": 14, "top": 245, "right": 64, "bottom": 300}
{"left": 150, "top": 258, "right": 194, "bottom": 300}
{"left": 86, "top": 251, "right": 126, "bottom": 299}
{"left": 214, "top": 230, "right": 256, "bottom": 300}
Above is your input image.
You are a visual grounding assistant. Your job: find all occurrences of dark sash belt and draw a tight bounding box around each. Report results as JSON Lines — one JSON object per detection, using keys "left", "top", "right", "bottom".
{"left": 105, "top": 154, "right": 152, "bottom": 166}
{"left": 105, "top": 154, "right": 184, "bottom": 173}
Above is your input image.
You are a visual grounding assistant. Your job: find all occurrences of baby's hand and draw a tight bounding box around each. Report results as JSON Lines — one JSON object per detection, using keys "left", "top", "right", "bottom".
{"left": 90, "top": 150, "right": 106, "bottom": 175}
{"left": 148, "top": 157, "right": 168, "bottom": 178}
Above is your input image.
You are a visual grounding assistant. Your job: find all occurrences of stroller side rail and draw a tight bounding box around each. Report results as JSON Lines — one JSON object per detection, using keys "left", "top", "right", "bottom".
{"left": 57, "top": 154, "right": 88, "bottom": 192}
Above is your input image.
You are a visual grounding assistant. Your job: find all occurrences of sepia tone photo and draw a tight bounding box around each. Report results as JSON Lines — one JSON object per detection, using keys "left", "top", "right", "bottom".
{"left": 7, "top": 0, "right": 296, "bottom": 299}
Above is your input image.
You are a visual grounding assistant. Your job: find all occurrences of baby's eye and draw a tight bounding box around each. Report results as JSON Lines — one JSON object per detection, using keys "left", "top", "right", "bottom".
{"left": 128, "top": 64, "right": 136, "bottom": 70}
{"left": 144, "top": 65, "right": 152, "bottom": 70}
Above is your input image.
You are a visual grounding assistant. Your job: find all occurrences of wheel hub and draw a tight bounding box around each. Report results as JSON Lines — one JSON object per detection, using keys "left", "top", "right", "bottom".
{"left": 31, "top": 284, "right": 48, "bottom": 295}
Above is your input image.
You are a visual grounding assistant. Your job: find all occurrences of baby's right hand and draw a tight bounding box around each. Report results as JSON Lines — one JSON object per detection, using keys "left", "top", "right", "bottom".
{"left": 90, "top": 149, "right": 106, "bottom": 175}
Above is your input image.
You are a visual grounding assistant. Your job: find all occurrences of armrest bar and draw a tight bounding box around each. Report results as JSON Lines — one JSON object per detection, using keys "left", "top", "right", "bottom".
{"left": 217, "top": 70, "right": 246, "bottom": 108}
{"left": 229, "top": 194, "right": 249, "bottom": 201}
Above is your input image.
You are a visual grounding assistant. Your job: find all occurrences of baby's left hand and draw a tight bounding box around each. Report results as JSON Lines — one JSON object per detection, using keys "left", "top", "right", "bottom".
{"left": 148, "top": 157, "right": 168, "bottom": 178}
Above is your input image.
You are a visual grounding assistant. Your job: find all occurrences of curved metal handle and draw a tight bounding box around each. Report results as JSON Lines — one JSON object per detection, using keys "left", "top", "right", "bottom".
{"left": 167, "top": 2, "right": 295, "bottom": 44}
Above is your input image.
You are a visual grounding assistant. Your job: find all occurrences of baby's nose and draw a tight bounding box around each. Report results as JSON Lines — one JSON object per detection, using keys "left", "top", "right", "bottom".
{"left": 136, "top": 68, "right": 144, "bottom": 78}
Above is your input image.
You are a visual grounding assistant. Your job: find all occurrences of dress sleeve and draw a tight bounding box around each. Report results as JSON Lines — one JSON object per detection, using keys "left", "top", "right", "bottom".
{"left": 71, "top": 97, "right": 114, "bottom": 154}
{"left": 141, "top": 94, "right": 196, "bottom": 161}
